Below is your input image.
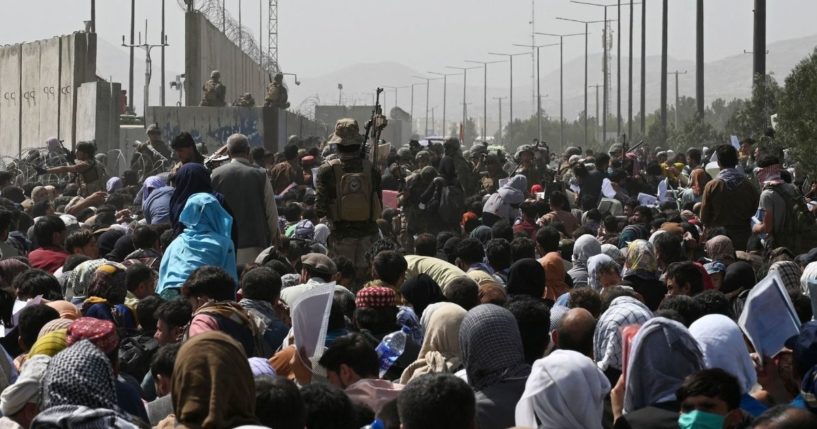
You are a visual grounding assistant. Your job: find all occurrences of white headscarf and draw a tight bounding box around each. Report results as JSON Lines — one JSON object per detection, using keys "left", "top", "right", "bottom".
{"left": 689, "top": 314, "right": 757, "bottom": 394}
{"left": 313, "top": 223, "right": 330, "bottom": 246}
{"left": 515, "top": 350, "right": 610, "bottom": 429}
{"left": 623, "top": 317, "right": 704, "bottom": 413}
{"left": 0, "top": 355, "right": 50, "bottom": 416}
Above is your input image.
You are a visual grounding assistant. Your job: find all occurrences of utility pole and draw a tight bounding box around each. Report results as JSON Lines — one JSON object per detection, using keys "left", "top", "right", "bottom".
{"left": 122, "top": 21, "right": 169, "bottom": 118}
{"left": 488, "top": 52, "right": 527, "bottom": 146}
{"left": 640, "top": 0, "right": 646, "bottom": 135}
{"left": 514, "top": 43, "right": 558, "bottom": 144}
{"left": 161, "top": 0, "right": 166, "bottom": 106}
{"left": 695, "top": 0, "right": 704, "bottom": 117}
{"left": 753, "top": 0, "right": 766, "bottom": 81}
{"left": 383, "top": 85, "right": 409, "bottom": 116}
{"left": 413, "top": 75, "right": 442, "bottom": 137}
{"left": 465, "top": 60, "right": 505, "bottom": 142}
{"left": 628, "top": 0, "right": 634, "bottom": 140}
{"left": 590, "top": 84, "right": 601, "bottom": 141}
{"left": 493, "top": 97, "right": 506, "bottom": 145}
{"left": 238, "top": 0, "right": 243, "bottom": 51}
{"left": 555, "top": 18, "right": 606, "bottom": 148}
{"left": 660, "top": 0, "right": 668, "bottom": 141}
{"left": 429, "top": 72, "right": 463, "bottom": 140}
{"left": 447, "top": 65, "right": 481, "bottom": 141}
{"left": 617, "top": 0, "right": 621, "bottom": 135}
{"left": 536, "top": 32, "right": 583, "bottom": 151}
{"left": 128, "top": 0, "right": 135, "bottom": 114}
{"left": 90, "top": 0, "right": 96, "bottom": 33}
{"left": 667, "top": 70, "right": 687, "bottom": 129}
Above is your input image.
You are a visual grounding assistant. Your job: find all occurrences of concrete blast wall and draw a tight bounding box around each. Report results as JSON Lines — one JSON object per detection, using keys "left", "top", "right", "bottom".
{"left": 0, "top": 32, "right": 97, "bottom": 156}
{"left": 185, "top": 12, "right": 266, "bottom": 107}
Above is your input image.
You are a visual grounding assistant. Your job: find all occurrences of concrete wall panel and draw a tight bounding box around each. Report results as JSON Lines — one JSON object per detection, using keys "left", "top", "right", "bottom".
{"left": 59, "top": 33, "right": 78, "bottom": 148}
{"left": 38, "top": 37, "right": 61, "bottom": 145}
{"left": 20, "top": 41, "right": 42, "bottom": 151}
{"left": 0, "top": 45, "right": 21, "bottom": 157}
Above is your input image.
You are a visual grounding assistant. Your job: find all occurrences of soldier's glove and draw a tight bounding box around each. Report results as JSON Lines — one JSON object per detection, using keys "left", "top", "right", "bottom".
{"left": 374, "top": 114, "right": 388, "bottom": 131}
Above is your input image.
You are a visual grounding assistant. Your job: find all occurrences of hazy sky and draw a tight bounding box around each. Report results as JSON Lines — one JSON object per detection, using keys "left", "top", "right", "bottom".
{"left": 1, "top": 0, "right": 815, "bottom": 113}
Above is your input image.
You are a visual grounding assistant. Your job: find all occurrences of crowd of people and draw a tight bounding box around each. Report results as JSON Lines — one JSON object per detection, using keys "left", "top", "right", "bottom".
{"left": 0, "top": 119, "right": 816, "bottom": 429}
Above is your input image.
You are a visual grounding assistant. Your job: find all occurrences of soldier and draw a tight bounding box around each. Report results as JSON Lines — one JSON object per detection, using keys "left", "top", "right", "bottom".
{"left": 234, "top": 92, "right": 256, "bottom": 107}
{"left": 146, "top": 123, "right": 171, "bottom": 159}
{"left": 264, "top": 72, "right": 290, "bottom": 109}
{"left": 200, "top": 70, "right": 226, "bottom": 107}
{"left": 443, "top": 138, "right": 478, "bottom": 197}
{"left": 315, "top": 118, "right": 382, "bottom": 282}
{"left": 38, "top": 141, "right": 107, "bottom": 197}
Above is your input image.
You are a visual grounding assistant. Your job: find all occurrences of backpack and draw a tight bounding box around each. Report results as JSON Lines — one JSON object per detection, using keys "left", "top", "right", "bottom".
{"left": 118, "top": 335, "right": 159, "bottom": 381}
{"left": 438, "top": 184, "right": 465, "bottom": 225}
{"left": 329, "top": 159, "right": 380, "bottom": 222}
{"left": 767, "top": 185, "right": 817, "bottom": 254}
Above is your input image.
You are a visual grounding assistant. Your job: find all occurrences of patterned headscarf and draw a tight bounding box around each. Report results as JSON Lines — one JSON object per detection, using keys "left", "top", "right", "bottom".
{"left": 623, "top": 240, "right": 658, "bottom": 277}
{"left": 29, "top": 329, "right": 67, "bottom": 358}
{"left": 588, "top": 254, "right": 621, "bottom": 291}
{"left": 86, "top": 262, "right": 128, "bottom": 304}
{"left": 705, "top": 235, "right": 736, "bottom": 265}
{"left": 38, "top": 318, "right": 73, "bottom": 339}
{"left": 41, "top": 340, "right": 117, "bottom": 410}
{"left": 66, "top": 317, "right": 119, "bottom": 355}
{"left": 355, "top": 287, "right": 396, "bottom": 309}
{"left": 593, "top": 296, "right": 653, "bottom": 371}
{"left": 769, "top": 261, "right": 803, "bottom": 292}
{"left": 66, "top": 259, "right": 109, "bottom": 299}
{"left": 459, "top": 304, "right": 530, "bottom": 391}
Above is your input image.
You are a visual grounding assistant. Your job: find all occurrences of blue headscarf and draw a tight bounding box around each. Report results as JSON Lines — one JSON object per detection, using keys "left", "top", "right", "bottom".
{"left": 169, "top": 163, "right": 218, "bottom": 229}
{"left": 157, "top": 193, "right": 237, "bottom": 294}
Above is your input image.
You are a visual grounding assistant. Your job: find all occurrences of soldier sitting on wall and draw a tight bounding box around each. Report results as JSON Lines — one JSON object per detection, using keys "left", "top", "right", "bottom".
{"left": 264, "top": 72, "right": 290, "bottom": 109}
{"left": 234, "top": 92, "right": 256, "bottom": 107}
{"left": 200, "top": 70, "right": 227, "bottom": 107}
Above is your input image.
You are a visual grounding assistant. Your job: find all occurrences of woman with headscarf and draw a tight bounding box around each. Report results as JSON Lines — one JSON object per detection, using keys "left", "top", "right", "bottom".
{"left": 169, "top": 163, "right": 234, "bottom": 241}
{"left": 617, "top": 317, "right": 704, "bottom": 428}
{"left": 588, "top": 254, "right": 622, "bottom": 291}
{"left": 469, "top": 225, "right": 493, "bottom": 246}
{"left": 482, "top": 175, "right": 527, "bottom": 226}
{"left": 722, "top": 261, "right": 756, "bottom": 296}
{"left": 540, "top": 252, "right": 568, "bottom": 303}
{"left": 506, "top": 259, "right": 546, "bottom": 300}
{"left": 515, "top": 350, "right": 610, "bottom": 429}
{"left": 680, "top": 169, "right": 711, "bottom": 207}
{"left": 156, "top": 331, "right": 260, "bottom": 429}
{"left": 706, "top": 235, "right": 737, "bottom": 266}
{"left": 621, "top": 240, "right": 666, "bottom": 311}
{"left": 157, "top": 193, "right": 237, "bottom": 300}
{"left": 32, "top": 340, "right": 139, "bottom": 427}
{"left": 105, "top": 177, "right": 123, "bottom": 194}
{"left": 689, "top": 314, "right": 767, "bottom": 417}
{"left": 459, "top": 304, "right": 531, "bottom": 429}
{"left": 65, "top": 258, "right": 109, "bottom": 302}
{"left": 593, "top": 295, "right": 652, "bottom": 384}
{"left": 138, "top": 175, "right": 166, "bottom": 208}
{"left": 400, "top": 302, "right": 466, "bottom": 384}
{"left": 399, "top": 274, "right": 444, "bottom": 318}
{"left": 568, "top": 235, "right": 602, "bottom": 289}
{"left": 601, "top": 243, "right": 626, "bottom": 267}
{"left": 82, "top": 262, "right": 137, "bottom": 333}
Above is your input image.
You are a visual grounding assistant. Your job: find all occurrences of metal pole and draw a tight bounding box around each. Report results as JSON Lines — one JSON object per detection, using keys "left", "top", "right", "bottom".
{"left": 593, "top": 85, "right": 600, "bottom": 134}
{"left": 222, "top": 0, "right": 226, "bottom": 33}
{"left": 463, "top": 72, "right": 467, "bottom": 136}
{"left": 494, "top": 97, "right": 505, "bottom": 144}
{"left": 753, "top": 0, "right": 766, "bottom": 80}
{"left": 442, "top": 75, "right": 447, "bottom": 137}
{"left": 128, "top": 0, "right": 135, "bottom": 114}
{"left": 660, "top": 0, "right": 668, "bottom": 140}
{"left": 675, "top": 71, "right": 679, "bottom": 128}
{"left": 425, "top": 79, "right": 430, "bottom": 136}
{"left": 696, "top": 0, "right": 704, "bottom": 117}
{"left": 238, "top": 0, "right": 242, "bottom": 51}
{"left": 559, "top": 36, "right": 564, "bottom": 150}
{"left": 617, "top": 0, "right": 622, "bottom": 136}
{"left": 640, "top": 0, "right": 646, "bottom": 135}
{"left": 410, "top": 85, "right": 415, "bottom": 134}
{"left": 603, "top": 7, "right": 608, "bottom": 144}
{"left": 509, "top": 56, "right": 513, "bottom": 145}
{"left": 90, "top": 0, "right": 96, "bottom": 33}
{"left": 161, "top": 0, "right": 166, "bottom": 106}
{"left": 628, "top": 0, "right": 634, "bottom": 139}
{"left": 483, "top": 64, "right": 487, "bottom": 141}
{"left": 584, "top": 23, "right": 589, "bottom": 147}
{"left": 536, "top": 47, "right": 541, "bottom": 143}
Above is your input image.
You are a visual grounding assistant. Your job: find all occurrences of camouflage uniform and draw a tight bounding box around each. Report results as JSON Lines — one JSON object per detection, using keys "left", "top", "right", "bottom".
{"left": 264, "top": 73, "right": 290, "bottom": 109}
{"left": 316, "top": 119, "right": 382, "bottom": 275}
{"left": 234, "top": 93, "right": 256, "bottom": 107}
{"left": 200, "top": 70, "right": 226, "bottom": 107}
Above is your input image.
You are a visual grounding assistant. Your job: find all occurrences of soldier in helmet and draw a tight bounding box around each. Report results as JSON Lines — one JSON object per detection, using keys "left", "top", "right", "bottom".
{"left": 443, "top": 138, "right": 478, "bottom": 197}
{"left": 316, "top": 118, "right": 382, "bottom": 282}
{"left": 200, "top": 70, "right": 226, "bottom": 107}
{"left": 264, "top": 72, "right": 290, "bottom": 109}
{"left": 234, "top": 92, "right": 256, "bottom": 107}
{"left": 414, "top": 150, "right": 431, "bottom": 171}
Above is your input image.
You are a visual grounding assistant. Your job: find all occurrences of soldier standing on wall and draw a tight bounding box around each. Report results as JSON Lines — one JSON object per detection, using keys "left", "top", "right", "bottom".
{"left": 264, "top": 72, "right": 290, "bottom": 109}
{"left": 315, "top": 118, "right": 383, "bottom": 283}
{"left": 200, "top": 70, "right": 227, "bottom": 107}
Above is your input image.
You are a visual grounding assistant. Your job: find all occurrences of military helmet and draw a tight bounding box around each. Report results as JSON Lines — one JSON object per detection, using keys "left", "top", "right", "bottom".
{"left": 146, "top": 123, "right": 161, "bottom": 136}
{"left": 415, "top": 150, "right": 431, "bottom": 163}
{"left": 397, "top": 147, "right": 412, "bottom": 162}
{"left": 210, "top": 70, "right": 220, "bottom": 79}
{"left": 565, "top": 146, "right": 582, "bottom": 157}
{"left": 328, "top": 118, "right": 364, "bottom": 146}
{"left": 443, "top": 137, "right": 461, "bottom": 153}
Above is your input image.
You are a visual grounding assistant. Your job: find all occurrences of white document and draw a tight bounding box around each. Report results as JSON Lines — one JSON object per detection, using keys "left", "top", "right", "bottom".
{"left": 738, "top": 272, "right": 801, "bottom": 363}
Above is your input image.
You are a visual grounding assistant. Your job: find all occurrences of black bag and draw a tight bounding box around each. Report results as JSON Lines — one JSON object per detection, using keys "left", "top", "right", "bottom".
{"left": 118, "top": 335, "right": 160, "bottom": 381}
{"left": 438, "top": 184, "right": 465, "bottom": 225}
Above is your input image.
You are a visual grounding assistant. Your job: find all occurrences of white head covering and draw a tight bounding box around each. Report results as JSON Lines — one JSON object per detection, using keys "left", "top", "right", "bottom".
{"left": 601, "top": 243, "right": 625, "bottom": 266}
{"left": 0, "top": 355, "right": 50, "bottom": 416}
{"left": 593, "top": 296, "right": 652, "bottom": 371}
{"left": 516, "top": 349, "right": 610, "bottom": 429}
{"left": 623, "top": 317, "right": 704, "bottom": 413}
{"left": 313, "top": 223, "right": 330, "bottom": 246}
{"left": 689, "top": 314, "right": 757, "bottom": 394}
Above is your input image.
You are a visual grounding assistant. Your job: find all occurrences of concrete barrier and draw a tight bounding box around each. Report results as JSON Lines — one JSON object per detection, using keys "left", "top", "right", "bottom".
{"left": 20, "top": 41, "right": 41, "bottom": 152}
{"left": 0, "top": 45, "right": 21, "bottom": 156}
{"left": 38, "top": 37, "right": 61, "bottom": 146}
{"left": 146, "top": 106, "right": 274, "bottom": 151}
